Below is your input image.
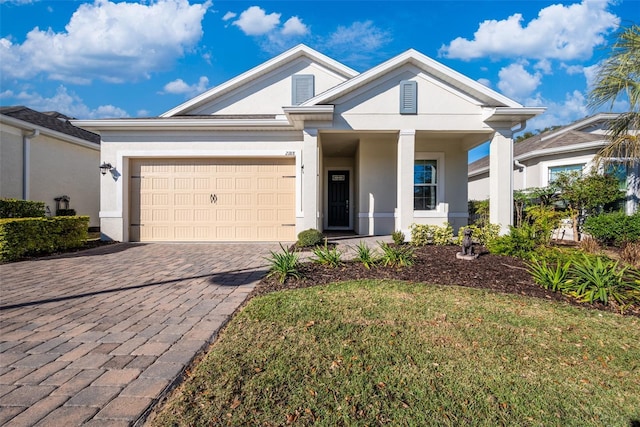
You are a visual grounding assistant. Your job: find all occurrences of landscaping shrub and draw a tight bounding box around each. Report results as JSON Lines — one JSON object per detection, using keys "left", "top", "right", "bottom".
{"left": 486, "top": 223, "right": 540, "bottom": 260}
{"left": 526, "top": 259, "right": 571, "bottom": 292}
{"left": 526, "top": 247, "right": 640, "bottom": 309}
{"left": 391, "top": 230, "right": 405, "bottom": 245}
{"left": 0, "top": 198, "right": 45, "bottom": 218}
{"left": 312, "top": 242, "right": 343, "bottom": 268}
{"left": 468, "top": 199, "right": 489, "bottom": 225}
{"left": 265, "top": 243, "right": 301, "bottom": 283}
{"left": 567, "top": 254, "right": 638, "bottom": 306}
{"left": 379, "top": 242, "right": 414, "bottom": 267}
{"left": 454, "top": 223, "right": 500, "bottom": 247}
{"left": 353, "top": 242, "right": 377, "bottom": 269}
{"left": 620, "top": 241, "right": 640, "bottom": 268}
{"left": 296, "top": 228, "right": 324, "bottom": 247}
{"left": 532, "top": 245, "right": 578, "bottom": 265}
{"left": 0, "top": 216, "right": 89, "bottom": 261}
{"left": 583, "top": 212, "right": 640, "bottom": 246}
{"left": 578, "top": 236, "right": 601, "bottom": 254}
{"left": 56, "top": 208, "right": 77, "bottom": 216}
{"left": 525, "top": 205, "right": 561, "bottom": 245}
{"left": 409, "top": 223, "right": 453, "bottom": 246}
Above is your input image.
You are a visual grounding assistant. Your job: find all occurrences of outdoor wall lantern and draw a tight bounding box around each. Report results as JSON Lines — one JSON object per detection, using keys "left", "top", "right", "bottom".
{"left": 99, "top": 162, "right": 113, "bottom": 175}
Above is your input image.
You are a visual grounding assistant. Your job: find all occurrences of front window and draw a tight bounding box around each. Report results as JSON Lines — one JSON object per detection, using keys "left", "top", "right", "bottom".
{"left": 605, "top": 163, "right": 628, "bottom": 191}
{"left": 414, "top": 159, "right": 437, "bottom": 210}
{"left": 548, "top": 164, "right": 584, "bottom": 183}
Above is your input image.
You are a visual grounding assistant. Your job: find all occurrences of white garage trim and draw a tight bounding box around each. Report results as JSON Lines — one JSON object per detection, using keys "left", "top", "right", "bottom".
{"left": 130, "top": 157, "right": 296, "bottom": 242}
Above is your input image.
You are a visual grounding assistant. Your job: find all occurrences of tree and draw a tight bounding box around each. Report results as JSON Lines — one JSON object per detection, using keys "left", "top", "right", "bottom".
{"left": 552, "top": 170, "right": 622, "bottom": 241}
{"left": 588, "top": 24, "right": 640, "bottom": 165}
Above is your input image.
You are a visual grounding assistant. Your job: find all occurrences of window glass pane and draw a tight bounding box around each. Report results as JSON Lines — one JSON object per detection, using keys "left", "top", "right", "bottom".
{"left": 414, "top": 160, "right": 437, "bottom": 185}
{"left": 414, "top": 186, "right": 436, "bottom": 210}
{"left": 548, "top": 164, "right": 584, "bottom": 183}
{"left": 605, "top": 163, "right": 628, "bottom": 190}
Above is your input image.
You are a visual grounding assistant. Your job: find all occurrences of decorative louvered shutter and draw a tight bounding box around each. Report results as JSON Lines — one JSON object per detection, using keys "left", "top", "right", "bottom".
{"left": 292, "top": 75, "right": 315, "bottom": 105}
{"left": 400, "top": 80, "right": 417, "bottom": 114}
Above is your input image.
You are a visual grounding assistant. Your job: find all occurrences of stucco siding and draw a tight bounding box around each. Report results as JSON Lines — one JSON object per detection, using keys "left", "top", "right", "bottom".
{"left": 29, "top": 134, "right": 100, "bottom": 226}
{"left": 0, "top": 124, "right": 23, "bottom": 199}
{"left": 357, "top": 135, "right": 397, "bottom": 235}
{"left": 468, "top": 172, "right": 489, "bottom": 201}
{"left": 333, "top": 67, "right": 486, "bottom": 131}
{"left": 190, "top": 59, "right": 348, "bottom": 116}
{"left": 0, "top": 122, "right": 99, "bottom": 226}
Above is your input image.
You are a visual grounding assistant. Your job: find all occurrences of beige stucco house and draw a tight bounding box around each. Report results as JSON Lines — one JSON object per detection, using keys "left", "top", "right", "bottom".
{"left": 0, "top": 106, "right": 101, "bottom": 227}
{"left": 75, "top": 44, "right": 543, "bottom": 242}
{"left": 468, "top": 113, "right": 639, "bottom": 215}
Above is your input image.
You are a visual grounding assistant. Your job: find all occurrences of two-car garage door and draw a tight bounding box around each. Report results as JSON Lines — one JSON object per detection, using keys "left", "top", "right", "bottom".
{"left": 130, "top": 158, "right": 296, "bottom": 242}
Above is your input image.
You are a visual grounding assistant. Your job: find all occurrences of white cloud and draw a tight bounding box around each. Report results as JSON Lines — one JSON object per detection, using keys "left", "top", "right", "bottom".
{"left": 281, "top": 16, "right": 308, "bottom": 36}
{"left": 440, "top": 0, "right": 619, "bottom": 61}
{"left": 233, "top": 6, "right": 280, "bottom": 36}
{"left": 0, "top": 0, "right": 211, "bottom": 84}
{"left": 563, "top": 64, "right": 585, "bottom": 75}
{"left": 583, "top": 63, "right": 601, "bottom": 89}
{"left": 497, "top": 62, "right": 542, "bottom": 101}
{"left": 534, "top": 59, "right": 552, "bottom": 75}
{"left": 523, "top": 90, "right": 589, "bottom": 132}
{"left": 222, "top": 11, "right": 236, "bottom": 21}
{"left": 0, "top": 86, "right": 129, "bottom": 119}
{"left": 230, "top": 7, "right": 309, "bottom": 55}
{"left": 161, "top": 76, "right": 209, "bottom": 97}
{"left": 326, "top": 21, "right": 391, "bottom": 53}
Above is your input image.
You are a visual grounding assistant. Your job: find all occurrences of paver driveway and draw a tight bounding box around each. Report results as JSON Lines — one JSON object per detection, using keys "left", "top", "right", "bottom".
{"left": 0, "top": 242, "right": 279, "bottom": 426}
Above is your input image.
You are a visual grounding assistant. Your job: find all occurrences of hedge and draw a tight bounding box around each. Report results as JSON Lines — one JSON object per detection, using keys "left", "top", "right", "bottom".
{"left": 0, "top": 198, "right": 45, "bottom": 218}
{"left": 0, "top": 216, "right": 89, "bottom": 261}
{"left": 410, "top": 223, "right": 454, "bottom": 246}
{"left": 583, "top": 212, "right": 640, "bottom": 246}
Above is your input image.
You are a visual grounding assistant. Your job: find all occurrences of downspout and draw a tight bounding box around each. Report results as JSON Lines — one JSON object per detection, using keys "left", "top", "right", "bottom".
{"left": 22, "top": 129, "right": 39, "bottom": 200}
{"left": 514, "top": 159, "right": 526, "bottom": 188}
{"left": 511, "top": 121, "right": 526, "bottom": 134}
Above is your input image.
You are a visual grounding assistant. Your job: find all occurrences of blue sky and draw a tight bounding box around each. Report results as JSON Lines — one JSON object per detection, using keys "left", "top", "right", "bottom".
{"left": 0, "top": 0, "right": 637, "bottom": 161}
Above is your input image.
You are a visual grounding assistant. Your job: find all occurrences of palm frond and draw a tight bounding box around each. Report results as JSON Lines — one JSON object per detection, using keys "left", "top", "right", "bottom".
{"left": 588, "top": 25, "right": 640, "bottom": 167}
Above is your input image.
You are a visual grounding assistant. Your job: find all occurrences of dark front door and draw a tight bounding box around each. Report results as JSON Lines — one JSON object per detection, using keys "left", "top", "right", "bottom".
{"left": 328, "top": 170, "right": 349, "bottom": 227}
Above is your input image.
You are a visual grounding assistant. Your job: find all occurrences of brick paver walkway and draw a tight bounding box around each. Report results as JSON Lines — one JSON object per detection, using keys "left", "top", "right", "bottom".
{"left": 0, "top": 242, "right": 279, "bottom": 426}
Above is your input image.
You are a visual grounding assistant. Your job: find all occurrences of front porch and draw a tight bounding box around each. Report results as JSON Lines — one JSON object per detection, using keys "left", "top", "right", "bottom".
{"left": 312, "top": 129, "right": 499, "bottom": 237}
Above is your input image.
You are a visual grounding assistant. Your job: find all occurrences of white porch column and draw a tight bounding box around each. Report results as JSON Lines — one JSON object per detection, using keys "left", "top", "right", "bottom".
{"left": 301, "top": 128, "right": 320, "bottom": 231}
{"left": 489, "top": 127, "right": 514, "bottom": 234}
{"left": 396, "top": 129, "right": 416, "bottom": 237}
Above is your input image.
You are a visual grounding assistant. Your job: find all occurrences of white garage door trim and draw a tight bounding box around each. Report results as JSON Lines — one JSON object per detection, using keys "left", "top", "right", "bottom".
{"left": 130, "top": 158, "right": 296, "bottom": 242}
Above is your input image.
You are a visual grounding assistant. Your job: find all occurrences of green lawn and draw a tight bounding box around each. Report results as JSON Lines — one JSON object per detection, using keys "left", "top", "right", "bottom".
{"left": 151, "top": 280, "right": 640, "bottom": 426}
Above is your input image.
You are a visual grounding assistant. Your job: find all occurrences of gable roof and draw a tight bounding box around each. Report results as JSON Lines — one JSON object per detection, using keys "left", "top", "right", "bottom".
{"left": 468, "top": 113, "right": 617, "bottom": 176}
{"left": 0, "top": 106, "right": 100, "bottom": 145}
{"left": 303, "top": 49, "right": 522, "bottom": 109}
{"left": 161, "top": 44, "right": 359, "bottom": 117}
{"left": 300, "top": 48, "right": 543, "bottom": 127}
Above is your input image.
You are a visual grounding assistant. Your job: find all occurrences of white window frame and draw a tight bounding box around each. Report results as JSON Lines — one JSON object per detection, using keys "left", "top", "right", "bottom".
{"left": 541, "top": 156, "right": 593, "bottom": 187}
{"left": 413, "top": 152, "right": 445, "bottom": 215}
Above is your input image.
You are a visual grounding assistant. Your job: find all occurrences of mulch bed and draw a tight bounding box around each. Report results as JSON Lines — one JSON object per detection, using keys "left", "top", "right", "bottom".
{"left": 252, "top": 245, "right": 640, "bottom": 318}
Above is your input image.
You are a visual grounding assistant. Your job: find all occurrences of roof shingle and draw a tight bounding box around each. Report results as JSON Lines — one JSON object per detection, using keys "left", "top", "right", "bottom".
{"left": 0, "top": 106, "right": 100, "bottom": 144}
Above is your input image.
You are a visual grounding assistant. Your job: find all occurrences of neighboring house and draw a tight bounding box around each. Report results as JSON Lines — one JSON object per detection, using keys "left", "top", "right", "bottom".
{"left": 74, "top": 44, "right": 543, "bottom": 242}
{"left": 468, "top": 113, "right": 640, "bottom": 215}
{"left": 0, "top": 106, "right": 101, "bottom": 227}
